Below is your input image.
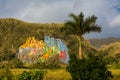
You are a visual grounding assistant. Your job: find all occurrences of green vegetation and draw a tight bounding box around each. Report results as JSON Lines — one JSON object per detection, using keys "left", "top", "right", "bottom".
{"left": 0, "top": 58, "right": 24, "bottom": 69}
{"left": 10, "top": 69, "right": 71, "bottom": 80}
{"left": 18, "top": 70, "right": 46, "bottom": 80}
{"left": 97, "top": 42, "right": 120, "bottom": 65}
{"left": 67, "top": 53, "right": 113, "bottom": 80}
{"left": 0, "top": 68, "right": 13, "bottom": 80}
{"left": 110, "top": 69, "right": 120, "bottom": 80}
{"left": 8, "top": 58, "right": 24, "bottom": 68}
{"left": 0, "top": 69, "right": 119, "bottom": 80}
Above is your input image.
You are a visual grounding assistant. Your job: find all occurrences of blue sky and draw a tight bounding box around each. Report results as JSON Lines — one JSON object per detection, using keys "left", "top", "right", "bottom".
{"left": 0, "top": 0, "right": 120, "bottom": 39}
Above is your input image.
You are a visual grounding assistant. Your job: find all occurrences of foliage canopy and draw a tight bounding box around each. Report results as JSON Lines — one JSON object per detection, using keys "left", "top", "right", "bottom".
{"left": 67, "top": 53, "right": 113, "bottom": 80}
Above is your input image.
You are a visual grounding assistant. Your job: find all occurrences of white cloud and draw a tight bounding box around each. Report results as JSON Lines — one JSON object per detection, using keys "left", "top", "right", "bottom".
{"left": 72, "top": 0, "right": 120, "bottom": 38}
{"left": 1, "top": 0, "right": 119, "bottom": 25}
{"left": 110, "top": 15, "right": 120, "bottom": 27}
{"left": 1, "top": 0, "right": 120, "bottom": 38}
{"left": 15, "top": 0, "right": 74, "bottom": 23}
{"left": 74, "top": 0, "right": 119, "bottom": 26}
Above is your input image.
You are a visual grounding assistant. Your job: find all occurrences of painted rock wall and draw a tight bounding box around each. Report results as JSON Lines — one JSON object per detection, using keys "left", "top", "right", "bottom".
{"left": 17, "top": 36, "right": 69, "bottom": 64}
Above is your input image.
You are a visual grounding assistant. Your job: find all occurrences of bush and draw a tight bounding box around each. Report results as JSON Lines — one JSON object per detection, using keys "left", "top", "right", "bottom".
{"left": 8, "top": 58, "right": 24, "bottom": 68}
{"left": 28, "top": 62, "right": 46, "bottom": 69}
{"left": 18, "top": 71, "right": 31, "bottom": 80}
{"left": 18, "top": 69, "right": 46, "bottom": 80}
{"left": 67, "top": 53, "right": 113, "bottom": 80}
{"left": 111, "top": 63, "right": 120, "bottom": 69}
{"left": 0, "top": 58, "right": 24, "bottom": 69}
{"left": 0, "top": 61, "right": 9, "bottom": 68}
{"left": 0, "top": 68, "right": 13, "bottom": 80}
{"left": 44, "top": 54, "right": 60, "bottom": 69}
{"left": 29, "top": 54, "right": 60, "bottom": 69}
{"left": 103, "top": 55, "right": 118, "bottom": 65}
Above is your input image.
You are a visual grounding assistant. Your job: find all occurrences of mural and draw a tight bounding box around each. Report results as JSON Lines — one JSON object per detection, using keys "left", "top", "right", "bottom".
{"left": 17, "top": 36, "right": 69, "bottom": 64}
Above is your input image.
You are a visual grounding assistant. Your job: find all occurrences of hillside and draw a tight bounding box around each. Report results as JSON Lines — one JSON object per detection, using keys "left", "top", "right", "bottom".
{"left": 0, "top": 18, "right": 66, "bottom": 61}
{"left": 1, "top": 18, "right": 91, "bottom": 61}
{"left": 100, "top": 42, "right": 120, "bottom": 55}
{"left": 0, "top": 18, "right": 98, "bottom": 61}
{"left": 98, "top": 42, "right": 120, "bottom": 64}
{"left": 0, "top": 18, "right": 120, "bottom": 66}
{"left": 88, "top": 37, "right": 120, "bottom": 48}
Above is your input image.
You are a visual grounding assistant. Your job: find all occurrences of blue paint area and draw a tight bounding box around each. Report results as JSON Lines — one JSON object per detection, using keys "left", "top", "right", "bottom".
{"left": 44, "top": 36, "right": 69, "bottom": 64}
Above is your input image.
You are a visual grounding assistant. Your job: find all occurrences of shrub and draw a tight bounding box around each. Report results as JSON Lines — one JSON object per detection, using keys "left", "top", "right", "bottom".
{"left": 8, "top": 58, "right": 24, "bottom": 68}
{"left": 18, "top": 69, "right": 46, "bottom": 80}
{"left": 67, "top": 53, "right": 113, "bottom": 80}
{"left": 0, "top": 68, "right": 13, "bottom": 80}
{"left": 111, "top": 63, "right": 120, "bottom": 69}
{"left": 29, "top": 62, "right": 46, "bottom": 69}
{"left": 18, "top": 71, "right": 31, "bottom": 80}
{"left": 45, "top": 54, "right": 60, "bottom": 69}
{"left": 103, "top": 55, "right": 118, "bottom": 65}
{"left": 0, "top": 61, "right": 9, "bottom": 68}
{"left": 0, "top": 58, "right": 24, "bottom": 69}
{"left": 29, "top": 54, "right": 60, "bottom": 69}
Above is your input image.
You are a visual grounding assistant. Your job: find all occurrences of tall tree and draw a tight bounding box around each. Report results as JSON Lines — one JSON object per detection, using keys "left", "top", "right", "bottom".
{"left": 67, "top": 53, "right": 113, "bottom": 80}
{"left": 62, "top": 12, "right": 101, "bottom": 58}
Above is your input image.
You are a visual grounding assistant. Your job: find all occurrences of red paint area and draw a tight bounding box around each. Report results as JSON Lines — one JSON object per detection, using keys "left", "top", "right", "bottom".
{"left": 32, "top": 49, "right": 37, "bottom": 54}
{"left": 59, "top": 51, "right": 66, "bottom": 61}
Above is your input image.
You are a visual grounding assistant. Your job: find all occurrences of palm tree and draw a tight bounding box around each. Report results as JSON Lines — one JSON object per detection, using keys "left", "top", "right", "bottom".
{"left": 62, "top": 12, "right": 101, "bottom": 59}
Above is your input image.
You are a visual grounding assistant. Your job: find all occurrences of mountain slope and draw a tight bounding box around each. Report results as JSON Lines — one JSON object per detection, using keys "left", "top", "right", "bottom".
{"left": 0, "top": 18, "right": 65, "bottom": 61}
{"left": 100, "top": 42, "right": 120, "bottom": 55}
{"left": 88, "top": 37, "right": 120, "bottom": 48}
{"left": 97, "top": 42, "right": 120, "bottom": 64}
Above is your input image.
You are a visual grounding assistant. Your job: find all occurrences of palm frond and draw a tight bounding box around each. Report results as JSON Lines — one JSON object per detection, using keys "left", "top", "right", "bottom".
{"left": 84, "top": 25, "right": 102, "bottom": 34}
{"left": 61, "top": 12, "right": 102, "bottom": 37}
{"left": 69, "top": 13, "right": 79, "bottom": 22}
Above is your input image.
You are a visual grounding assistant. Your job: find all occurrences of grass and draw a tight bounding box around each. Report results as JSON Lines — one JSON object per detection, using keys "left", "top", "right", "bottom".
{"left": 10, "top": 68, "right": 71, "bottom": 80}
{"left": 0, "top": 68, "right": 119, "bottom": 80}
{"left": 44, "top": 69, "right": 71, "bottom": 80}
{"left": 110, "top": 69, "right": 120, "bottom": 80}
{"left": 10, "top": 69, "right": 30, "bottom": 80}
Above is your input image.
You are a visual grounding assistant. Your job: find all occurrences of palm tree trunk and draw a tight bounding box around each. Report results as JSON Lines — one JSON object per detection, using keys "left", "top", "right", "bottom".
{"left": 79, "top": 46, "right": 83, "bottom": 59}
{"left": 79, "top": 36, "right": 84, "bottom": 59}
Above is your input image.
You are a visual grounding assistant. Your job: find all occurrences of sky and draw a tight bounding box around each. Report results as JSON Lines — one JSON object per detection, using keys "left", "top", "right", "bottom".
{"left": 0, "top": 0, "right": 120, "bottom": 39}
